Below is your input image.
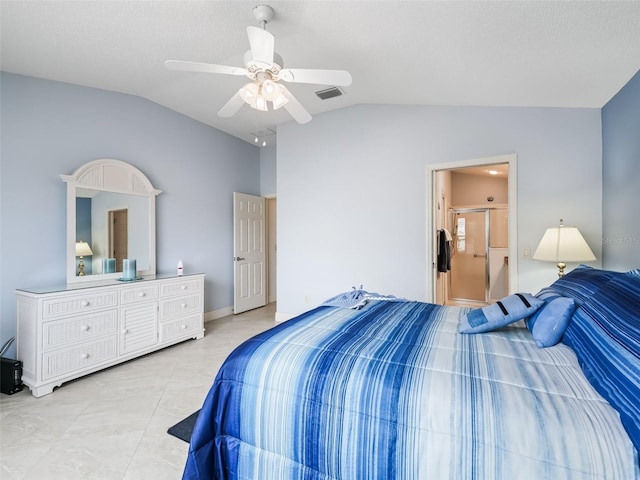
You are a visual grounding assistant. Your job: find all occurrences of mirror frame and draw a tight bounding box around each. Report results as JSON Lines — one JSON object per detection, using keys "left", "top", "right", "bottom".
{"left": 62, "top": 159, "right": 162, "bottom": 284}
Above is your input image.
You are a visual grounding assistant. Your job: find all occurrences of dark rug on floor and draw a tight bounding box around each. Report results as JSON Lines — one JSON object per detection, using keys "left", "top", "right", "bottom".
{"left": 167, "top": 409, "right": 200, "bottom": 443}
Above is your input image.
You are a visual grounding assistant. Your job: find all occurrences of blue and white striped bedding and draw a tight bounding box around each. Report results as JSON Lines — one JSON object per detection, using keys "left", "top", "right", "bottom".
{"left": 561, "top": 271, "right": 640, "bottom": 460}
{"left": 183, "top": 300, "right": 639, "bottom": 479}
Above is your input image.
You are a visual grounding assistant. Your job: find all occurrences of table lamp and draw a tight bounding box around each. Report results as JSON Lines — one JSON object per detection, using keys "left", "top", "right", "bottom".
{"left": 75, "top": 241, "right": 93, "bottom": 276}
{"left": 532, "top": 219, "right": 596, "bottom": 277}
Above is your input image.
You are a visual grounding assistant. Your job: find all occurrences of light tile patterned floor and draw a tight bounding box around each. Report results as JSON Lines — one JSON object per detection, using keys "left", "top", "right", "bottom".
{"left": 0, "top": 303, "right": 277, "bottom": 480}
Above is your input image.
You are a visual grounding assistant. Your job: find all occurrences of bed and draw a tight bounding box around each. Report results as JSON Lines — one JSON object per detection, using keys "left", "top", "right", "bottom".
{"left": 183, "top": 266, "right": 640, "bottom": 479}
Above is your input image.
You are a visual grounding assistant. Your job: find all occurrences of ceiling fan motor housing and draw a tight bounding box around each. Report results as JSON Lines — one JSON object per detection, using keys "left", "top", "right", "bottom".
{"left": 243, "top": 50, "right": 284, "bottom": 72}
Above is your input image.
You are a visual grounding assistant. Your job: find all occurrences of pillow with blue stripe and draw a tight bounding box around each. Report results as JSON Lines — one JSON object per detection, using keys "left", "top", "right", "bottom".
{"left": 546, "top": 264, "right": 622, "bottom": 305}
{"left": 526, "top": 288, "right": 576, "bottom": 348}
{"left": 562, "top": 272, "right": 640, "bottom": 457}
{"left": 459, "top": 293, "right": 544, "bottom": 334}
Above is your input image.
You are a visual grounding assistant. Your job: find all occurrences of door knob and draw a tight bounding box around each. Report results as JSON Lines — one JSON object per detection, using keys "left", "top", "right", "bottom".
{"left": 235, "top": 257, "right": 245, "bottom": 261}
{"left": 473, "top": 253, "right": 487, "bottom": 258}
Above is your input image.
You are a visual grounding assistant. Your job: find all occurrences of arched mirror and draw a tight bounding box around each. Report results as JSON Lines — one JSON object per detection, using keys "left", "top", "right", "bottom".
{"left": 62, "top": 159, "right": 162, "bottom": 284}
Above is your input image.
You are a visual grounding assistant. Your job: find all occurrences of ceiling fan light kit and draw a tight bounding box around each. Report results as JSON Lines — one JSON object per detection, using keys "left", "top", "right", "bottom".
{"left": 164, "top": 4, "right": 352, "bottom": 125}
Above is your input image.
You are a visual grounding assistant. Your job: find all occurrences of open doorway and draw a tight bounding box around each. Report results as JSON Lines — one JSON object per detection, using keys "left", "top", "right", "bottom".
{"left": 428, "top": 154, "right": 517, "bottom": 306}
{"left": 108, "top": 208, "right": 128, "bottom": 272}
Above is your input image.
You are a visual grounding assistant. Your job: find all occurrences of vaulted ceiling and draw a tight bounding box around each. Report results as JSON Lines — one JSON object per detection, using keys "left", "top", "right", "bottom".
{"left": 2, "top": 1, "right": 639, "bottom": 145}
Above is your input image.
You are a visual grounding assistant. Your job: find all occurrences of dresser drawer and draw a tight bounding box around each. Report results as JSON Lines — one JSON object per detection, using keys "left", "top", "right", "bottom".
{"left": 159, "top": 277, "right": 204, "bottom": 298}
{"left": 42, "top": 310, "right": 118, "bottom": 350}
{"left": 159, "top": 293, "right": 202, "bottom": 320}
{"left": 42, "top": 335, "right": 118, "bottom": 380}
{"left": 159, "top": 315, "right": 203, "bottom": 342}
{"left": 120, "top": 284, "right": 159, "bottom": 305}
{"left": 42, "top": 290, "right": 118, "bottom": 319}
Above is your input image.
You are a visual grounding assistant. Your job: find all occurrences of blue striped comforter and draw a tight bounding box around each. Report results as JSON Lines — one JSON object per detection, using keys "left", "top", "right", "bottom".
{"left": 184, "top": 300, "right": 639, "bottom": 479}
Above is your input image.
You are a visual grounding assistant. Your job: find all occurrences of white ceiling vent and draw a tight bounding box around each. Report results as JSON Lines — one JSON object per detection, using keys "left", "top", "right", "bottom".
{"left": 315, "top": 87, "right": 344, "bottom": 100}
{"left": 250, "top": 128, "right": 276, "bottom": 147}
{"left": 250, "top": 128, "right": 276, "bottom": 138}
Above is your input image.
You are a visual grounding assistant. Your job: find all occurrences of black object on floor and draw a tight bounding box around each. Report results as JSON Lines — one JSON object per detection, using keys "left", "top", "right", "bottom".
{"left": 167, "top": 409, "right": 200, "bottom": 443}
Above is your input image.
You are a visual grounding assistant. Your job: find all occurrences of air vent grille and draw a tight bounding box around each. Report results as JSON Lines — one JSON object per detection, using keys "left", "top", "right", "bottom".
{"left": 250, "top": 128, "right": 276, "bottom": 138}
{"left": 315, "top": 87, "right": 344, "bottom": 100}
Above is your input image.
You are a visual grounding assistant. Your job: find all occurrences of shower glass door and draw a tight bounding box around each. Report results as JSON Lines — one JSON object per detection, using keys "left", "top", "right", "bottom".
{"left": 450, "top": 209, "right": 488, "bottom": 303}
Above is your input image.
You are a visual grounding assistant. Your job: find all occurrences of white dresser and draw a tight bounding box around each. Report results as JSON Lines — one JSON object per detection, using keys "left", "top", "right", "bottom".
{"left": 16, "top": 273, "right": 204, "bottom": 397}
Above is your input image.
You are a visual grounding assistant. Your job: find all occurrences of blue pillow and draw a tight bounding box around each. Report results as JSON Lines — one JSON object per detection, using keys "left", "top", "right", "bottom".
{"left": 547, "top": 264, "right": 621, "bottom": 305}
{"left": 459, "top": 293, "right": 544, "bottom": 334}
{"left": 526, "top": 289, "right": 576, "bottom": 348}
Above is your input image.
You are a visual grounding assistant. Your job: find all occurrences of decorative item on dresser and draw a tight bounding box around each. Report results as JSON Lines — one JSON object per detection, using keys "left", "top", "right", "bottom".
{"left": 16, "top": 274, "right": 205, "bottom": 398}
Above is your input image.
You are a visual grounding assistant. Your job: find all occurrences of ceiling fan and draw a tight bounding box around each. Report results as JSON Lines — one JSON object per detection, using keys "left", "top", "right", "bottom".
{"left": 164, "top": 5, "right": 352, "bottom": 124}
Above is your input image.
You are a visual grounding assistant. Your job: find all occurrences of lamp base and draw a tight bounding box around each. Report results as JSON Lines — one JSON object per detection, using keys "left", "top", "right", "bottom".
{"left": 556, "top": 261, "right": 567, "bottom": 277}
{"left": 77, "top": 257, "right": 86, "bottom": 276}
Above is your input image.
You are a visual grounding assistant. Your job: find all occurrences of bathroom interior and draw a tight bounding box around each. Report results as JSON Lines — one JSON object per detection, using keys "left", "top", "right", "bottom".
{"left": 434, "top": 163, "right": 509, "bottom": 307}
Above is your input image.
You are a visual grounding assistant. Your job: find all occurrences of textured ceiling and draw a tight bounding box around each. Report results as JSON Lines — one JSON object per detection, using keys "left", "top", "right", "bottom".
{"left": 2, "top": 1, "right": 640, "bottom": 146}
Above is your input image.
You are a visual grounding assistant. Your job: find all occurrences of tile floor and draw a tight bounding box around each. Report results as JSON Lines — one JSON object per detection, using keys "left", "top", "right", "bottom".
{"left": 0, "top": 303, "right": 278, "bottom": 480}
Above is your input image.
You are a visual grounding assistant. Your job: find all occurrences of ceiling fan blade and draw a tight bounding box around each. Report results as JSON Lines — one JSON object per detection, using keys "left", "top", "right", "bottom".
{"left": 280, "top": 86, "right": 312, "bottom": 124}
{"left": 164, "top": 60, "right": 247, "bottom": 76}
{"left": 218, "top": 91, "right": 245, "bottom": 118}
{"left": 279, "top": 68, "right": 352, "bottom": 87}
{"left": 246, "top": 26, "right": 274, "bottom": 65}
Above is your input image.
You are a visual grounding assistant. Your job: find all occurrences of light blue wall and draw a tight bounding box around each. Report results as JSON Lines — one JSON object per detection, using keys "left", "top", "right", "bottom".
{"left": 0, "top": 73, "right": 260, "bottom": 357}
{"left": 260, "top": 145, "right": 277, "bottom": 196}
{"left": 602, "top": 69, "right": 640, "bottom": 270}
{"left": 277, "top": 104, "right": 603, "bottom": 317}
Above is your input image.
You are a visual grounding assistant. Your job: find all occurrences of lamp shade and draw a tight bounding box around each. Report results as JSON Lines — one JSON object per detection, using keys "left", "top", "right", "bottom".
{"left": 533, "top": 224, "right": 595, "bottom": 262}
{"left": 75, "top": 241, "right": 93, "bottom": 257}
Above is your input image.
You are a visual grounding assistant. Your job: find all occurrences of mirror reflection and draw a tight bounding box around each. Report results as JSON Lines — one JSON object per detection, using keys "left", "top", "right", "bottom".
{"left": 75, "top": 188, "right": 150, "bottom": 276}
{"left": 64, "top": 158, "right": 160, "bottom": 284}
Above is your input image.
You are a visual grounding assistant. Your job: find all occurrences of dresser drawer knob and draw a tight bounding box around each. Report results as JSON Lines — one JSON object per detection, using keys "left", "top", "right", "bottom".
{"left": 121, "top": 329, "right": 129, "bottom": 335}
{"left": 181, "top": 324, "right": 187, "bottom": 329}
{"left": 81, "top": 325, "right": 89, "bottom": 332}
{"left": 81, "top": 353, "right": 89, "bottom": 359}
{"left": 81, "top": 300, "right": 90, "bottom": 307}
{"left": 181, "top": 285, "right": 187, "bottom": 290}
{"left": 181, "top": 303, "right": 187, "bottom": 308}
{"left": 138, "top": 292, "right": 146, "bottom": 297}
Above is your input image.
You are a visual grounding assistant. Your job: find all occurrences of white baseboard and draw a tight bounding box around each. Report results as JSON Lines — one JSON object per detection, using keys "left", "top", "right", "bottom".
{"left": 204, "top": 306, "right": 234, "bottom": 323}
{"left": 206, "top": 303, "right": 283, "bottom": 323}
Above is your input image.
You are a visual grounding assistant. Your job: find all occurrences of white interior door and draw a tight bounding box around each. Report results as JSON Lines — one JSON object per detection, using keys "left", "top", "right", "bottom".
{"left": 233, "top": 192, "right": 267, "bottom": 314}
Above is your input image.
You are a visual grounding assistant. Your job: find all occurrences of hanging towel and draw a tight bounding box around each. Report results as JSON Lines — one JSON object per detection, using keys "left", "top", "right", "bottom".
{"left": 437, "top": 229, "right": 452, "bottom": 272}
